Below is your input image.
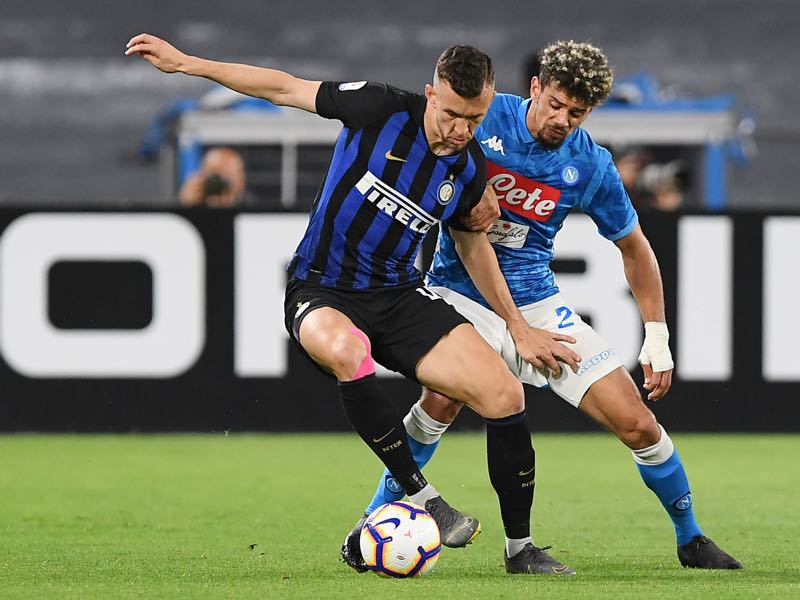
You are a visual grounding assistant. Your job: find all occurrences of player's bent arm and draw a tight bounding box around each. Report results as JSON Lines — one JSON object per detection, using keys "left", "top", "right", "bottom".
{"left": 614, "top": 224, "right": 666, "bottom": 323}
{"left": 450, "top": 228, "right": 580, "bottom": 375}
{"left": 450, "top": 228, "right": 527, "bottom": 331}
{"left": 125, "top": 33, "right": 321, "bottom": 113}
{"left": 615, "top": 224, "right": 674, "bottom": 397}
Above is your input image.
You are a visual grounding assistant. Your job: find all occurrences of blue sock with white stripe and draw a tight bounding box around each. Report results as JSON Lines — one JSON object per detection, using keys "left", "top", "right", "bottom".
{"left": 364, "top": 402, "right": 449, "bottom": 515}
{"left": 633, "top": 425, "right": 703, "bottom": 546}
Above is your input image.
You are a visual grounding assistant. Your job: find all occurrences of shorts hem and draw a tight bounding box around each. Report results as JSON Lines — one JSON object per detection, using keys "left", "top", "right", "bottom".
{"left": 561, "top": 359, "right": 624, "bottom": 408}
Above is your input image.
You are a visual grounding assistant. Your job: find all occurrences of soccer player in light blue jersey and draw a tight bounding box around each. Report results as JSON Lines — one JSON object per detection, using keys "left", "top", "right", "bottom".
{"left": 343, "top": 41, "right": 741, "bottom": 574}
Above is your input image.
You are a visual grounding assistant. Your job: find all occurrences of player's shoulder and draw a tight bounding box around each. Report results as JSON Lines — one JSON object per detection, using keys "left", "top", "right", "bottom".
{"left": 318, "top": 81, "right": 423, "bottom": 124}
{"left": 463, "top": 137, "right": 487, "bottom": 181}
{"left": 325, "top": 80, "right": 413, "bottom": 99}
{"left": 356, "top": 81, "right": 424, "bottom": 113}
{"left": 487, "top": 92, "right": 525, "bottom": 120}
{"left": 566, "top": 127, "right": 613, "bottom": 166}
{"left": 379, "top": 82, "right": 423, "bottom": 106}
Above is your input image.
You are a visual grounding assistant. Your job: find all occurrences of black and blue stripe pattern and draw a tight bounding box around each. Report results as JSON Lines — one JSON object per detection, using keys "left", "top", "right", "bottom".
{"left": 288, "top": 82, "right": 485, "bottom": 290}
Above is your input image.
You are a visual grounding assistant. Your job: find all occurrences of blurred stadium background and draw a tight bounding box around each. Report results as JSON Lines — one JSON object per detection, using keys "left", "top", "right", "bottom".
{"left": 1, "top": 0, "right": 798, "bottom": 207}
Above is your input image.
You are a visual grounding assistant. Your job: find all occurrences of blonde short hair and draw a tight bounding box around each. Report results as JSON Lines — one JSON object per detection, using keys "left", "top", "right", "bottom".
{"left": 538, "top": 41, "right": 614, "bottom": 107}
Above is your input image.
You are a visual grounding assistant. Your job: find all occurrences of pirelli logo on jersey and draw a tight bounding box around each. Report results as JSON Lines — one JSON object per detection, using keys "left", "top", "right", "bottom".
{"left": 486, "top": 161, "right": 561, "bottom": 222}
{"left": 355, "top": 170, "right": 436, "bottom": 234}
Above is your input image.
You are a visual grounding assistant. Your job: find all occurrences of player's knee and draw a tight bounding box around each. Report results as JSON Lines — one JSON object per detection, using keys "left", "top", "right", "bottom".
{"left": 481, "top": 372, "right": 525, "bottom": 419}
{"left": 327, "top": 331, "right": 371, "bottom": 381}
{"left": 616, "top": 408, "right": 660, "bottom": 449}
{"left": 420, "top": 388, "right": 462, "bottom": 424}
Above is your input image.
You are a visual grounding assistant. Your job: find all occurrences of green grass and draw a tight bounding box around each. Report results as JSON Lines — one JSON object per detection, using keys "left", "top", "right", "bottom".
{"left": 0, "top": 434, "right": 798, "bottom": 599}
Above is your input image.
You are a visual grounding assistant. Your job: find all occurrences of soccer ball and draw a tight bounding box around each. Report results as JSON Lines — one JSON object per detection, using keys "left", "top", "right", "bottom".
{"left": 359, "top": 501, "right": 441, "bottom": 578}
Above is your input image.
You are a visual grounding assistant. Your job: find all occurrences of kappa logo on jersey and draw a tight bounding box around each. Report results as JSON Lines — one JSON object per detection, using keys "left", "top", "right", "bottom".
{"left": 355, "top": 170, "right": 436, "bottom": 234}
{"left": 338, "top": 81, "right": 367, "bottom": 91}
{"left": 486, "top": 161, "right": 561, "bottom": 222}
{"left": 481, "top": 135, "right": 506, "bottom": 156}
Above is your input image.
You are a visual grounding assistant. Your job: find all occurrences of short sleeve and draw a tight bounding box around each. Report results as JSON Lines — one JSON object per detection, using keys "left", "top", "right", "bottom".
{"left": 584, "top": 158, "right": 639, "bottom": 241}
{"left": 315, "top": 81, "right": 411, "bottom": 129}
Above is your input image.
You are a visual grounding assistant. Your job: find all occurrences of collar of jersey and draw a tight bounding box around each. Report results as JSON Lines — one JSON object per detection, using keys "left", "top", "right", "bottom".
{"left": 516, "top": 98, "right": 535, "bottom": 144}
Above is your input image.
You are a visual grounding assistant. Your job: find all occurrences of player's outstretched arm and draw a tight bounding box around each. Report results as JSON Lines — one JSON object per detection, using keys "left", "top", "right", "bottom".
{"left": 450, "top": 228, "right": 581, "bottom": 377}
{"left": 125, "top": 33, "right": 321, "bottom": 113}
{"left": 615, "top": 224, "right": 674, "bottom": 400}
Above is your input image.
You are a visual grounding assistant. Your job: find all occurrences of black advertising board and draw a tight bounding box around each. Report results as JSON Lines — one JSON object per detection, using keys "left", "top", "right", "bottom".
{"left": 0, "top": 209, "right": 797, "bottom": 432}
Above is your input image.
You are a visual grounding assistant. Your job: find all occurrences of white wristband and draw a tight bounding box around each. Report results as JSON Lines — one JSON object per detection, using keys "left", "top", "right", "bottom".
{"left": 638, "top": 321, "right": 674, "bottom": 372}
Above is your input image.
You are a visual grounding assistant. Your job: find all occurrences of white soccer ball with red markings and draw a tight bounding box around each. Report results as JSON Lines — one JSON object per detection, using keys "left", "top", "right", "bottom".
{"left": 359, "top": 501, "right": 441, "bottom": 577}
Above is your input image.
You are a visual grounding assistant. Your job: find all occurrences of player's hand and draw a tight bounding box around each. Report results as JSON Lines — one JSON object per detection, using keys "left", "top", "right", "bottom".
{"left": 638, "top": 321, "right": 674, "bottom": 401}
{"left": 509, "top": 323, "right": 581, "bottom": 378}
{"left": 461, "top": 184, "right": 500, "bottom": 232}
{"left": 125, "top": 33, "right": 188, "bottom": 73}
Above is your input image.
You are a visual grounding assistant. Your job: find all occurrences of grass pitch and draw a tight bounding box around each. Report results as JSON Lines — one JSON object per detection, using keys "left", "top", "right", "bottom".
{"left": 1, "top": 433, "right": 798, "bottom": 599}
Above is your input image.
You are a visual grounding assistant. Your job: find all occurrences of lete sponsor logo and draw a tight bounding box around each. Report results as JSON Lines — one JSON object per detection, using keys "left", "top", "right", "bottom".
{"left": 486, "top": 161, "right": 561, "bottom": 222}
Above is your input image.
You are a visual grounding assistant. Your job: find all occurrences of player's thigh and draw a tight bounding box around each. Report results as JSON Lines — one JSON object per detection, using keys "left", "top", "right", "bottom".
{"left": 416, "top": 323, "right": 523, "bottom": 419}
{"left": 520, "top": 294, "right": 623, "bottom": 406}
{"left": 428, "top": 287, "right": 508, "bottom": 355}
{"left": 432, "top": 287, "right": 553, "bottom": 388}
{"left": 579, "top": 367, "right": 659, "bottom": 447}
{"left": 284, "top": 279, "right": 371, "bottom": 377}
{"left": 428, "top": 287, "right": 531, "bottom": 389}
{"left": 370, "top": 284, "right": 471, "bottom": 381}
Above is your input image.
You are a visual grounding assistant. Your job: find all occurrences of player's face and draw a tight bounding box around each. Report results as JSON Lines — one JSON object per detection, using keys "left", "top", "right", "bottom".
{"left": 527, "top": 77, "right": 592, "bottom": 149}
{"left": 424, "top": 80, "right": 495, "bottom": 154}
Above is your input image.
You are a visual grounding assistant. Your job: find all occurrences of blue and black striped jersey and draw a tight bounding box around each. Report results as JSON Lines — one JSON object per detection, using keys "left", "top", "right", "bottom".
{"left": 287, "top": 81, "right": 486, "bottom": 289}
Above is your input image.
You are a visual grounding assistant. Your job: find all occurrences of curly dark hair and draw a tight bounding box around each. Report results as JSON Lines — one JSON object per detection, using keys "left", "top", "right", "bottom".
{"left": 435, "top": 45, "right": 495, "bottom": 98}
{"left": 538, "top": 41, "right": 613, "bottom": 107}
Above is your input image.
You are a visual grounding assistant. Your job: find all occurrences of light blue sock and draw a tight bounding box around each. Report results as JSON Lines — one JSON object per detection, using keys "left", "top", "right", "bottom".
{"left": 364, "top": 401, "right": 449, "bottom": 515}
{"left": 633, "top": 426, "right": 703, "bottom": 546}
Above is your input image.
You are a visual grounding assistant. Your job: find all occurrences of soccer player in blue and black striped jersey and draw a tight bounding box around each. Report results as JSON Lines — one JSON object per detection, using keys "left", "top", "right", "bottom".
{"left": 127, "top": 34, "right": 579, "bottom": 572}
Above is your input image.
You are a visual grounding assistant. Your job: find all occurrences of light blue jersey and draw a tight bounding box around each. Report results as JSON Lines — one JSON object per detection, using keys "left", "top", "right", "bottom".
{"left": 427, "top": 93, "right": 638, "bottom": 307}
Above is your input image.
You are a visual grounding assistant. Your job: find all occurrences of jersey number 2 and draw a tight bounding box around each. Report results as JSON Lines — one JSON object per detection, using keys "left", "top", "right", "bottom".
{"left": 555, "top": 306, "right": 575, "bottom": 329}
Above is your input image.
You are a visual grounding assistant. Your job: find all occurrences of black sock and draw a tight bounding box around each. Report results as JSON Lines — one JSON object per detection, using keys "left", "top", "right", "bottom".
{"left": 338, "top": 374, "right": 428, "bottom": 495}
{"left": 485, "top": 410, "right": 535, "bottom": 540}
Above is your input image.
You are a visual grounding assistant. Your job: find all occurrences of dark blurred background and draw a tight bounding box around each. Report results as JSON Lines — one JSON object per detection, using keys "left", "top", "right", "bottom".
{"left": 1, "top": 0, "right": 798, "bottom": 208}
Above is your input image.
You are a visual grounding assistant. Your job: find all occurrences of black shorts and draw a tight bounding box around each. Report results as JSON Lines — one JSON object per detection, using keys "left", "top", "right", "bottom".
{"left": 284, "top": 278, "right": 470, "bottom": 381}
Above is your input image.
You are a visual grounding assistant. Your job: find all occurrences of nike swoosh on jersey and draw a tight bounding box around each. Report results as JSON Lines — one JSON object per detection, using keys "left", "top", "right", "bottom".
{"left": 384, "top": 150, "right": 408, "bottom": 163}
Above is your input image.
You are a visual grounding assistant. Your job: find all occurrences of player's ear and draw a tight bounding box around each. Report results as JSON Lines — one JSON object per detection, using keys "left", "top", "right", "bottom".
{"left": 424, "top": 83, "right": 436, "bottom": 105}
{"left": 530, "top": 77, "right": 540, "bottom": 101}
